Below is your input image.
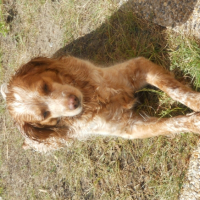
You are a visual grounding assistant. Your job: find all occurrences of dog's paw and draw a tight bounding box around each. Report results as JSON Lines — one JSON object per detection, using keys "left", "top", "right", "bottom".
{"left": 189, "top": 112, "right": 200, "bottom": 134}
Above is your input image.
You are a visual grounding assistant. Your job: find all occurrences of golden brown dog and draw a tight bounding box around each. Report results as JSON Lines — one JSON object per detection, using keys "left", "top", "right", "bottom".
{"left": 1, "top": 56, "right": 200, "bottom": 152}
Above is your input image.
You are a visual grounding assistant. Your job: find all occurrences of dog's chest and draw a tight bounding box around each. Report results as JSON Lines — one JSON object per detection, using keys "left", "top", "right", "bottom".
{"left": 70, "top": 115, "right": 120, "bottom": 139}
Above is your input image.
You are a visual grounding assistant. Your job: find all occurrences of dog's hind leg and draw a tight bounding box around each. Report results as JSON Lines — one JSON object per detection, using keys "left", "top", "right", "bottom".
{"left": 126, "top": 113, "right": 200, "bottom": 138}
{"left": 99, "top": 112, "right": 200, "bottom": 139}
{"left": 129, "top": 57, "right": 200, "bottom": 111}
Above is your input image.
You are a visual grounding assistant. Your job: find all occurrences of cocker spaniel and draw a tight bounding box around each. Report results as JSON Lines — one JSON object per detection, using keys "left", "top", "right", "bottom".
{"left": 1, "top": 56, "right": 200, "bottom": 152}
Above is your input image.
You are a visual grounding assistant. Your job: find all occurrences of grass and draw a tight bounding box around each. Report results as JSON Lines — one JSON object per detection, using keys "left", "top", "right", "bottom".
{"left": 167, "top": 31, "right": 200, "bottom": 88}
{"left": 0, "top": 2, "right": 8, "bottom": 36}
{"left": 0, "top": 185, "right": 3, "bottom": 196}
{"left": 0, "top": 0, "right": 199, "bottom": 200}
{"left": 0, "top": 2, "right": 6, "bottom": 82}
{"left": 0, "top": 2, "right": 7, "bottom": 197}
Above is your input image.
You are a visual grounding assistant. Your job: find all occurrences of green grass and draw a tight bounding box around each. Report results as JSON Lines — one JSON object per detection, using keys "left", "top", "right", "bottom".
{"left": 0, "top": 186, "right": 3, "bottom": 196}
{"left": 0, "top": 2, "right": 8, "bottom": 36}
{"left": 168, "top": 31, "right": 200, "bottom": 88}
{"left": 0, "top": 2, "right": 6, "bottom": 81}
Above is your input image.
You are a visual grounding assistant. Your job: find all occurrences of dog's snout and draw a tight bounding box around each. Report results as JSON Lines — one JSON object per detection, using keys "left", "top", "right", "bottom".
{"left": 68, "top": 94, "right": 80, "bottom": 110}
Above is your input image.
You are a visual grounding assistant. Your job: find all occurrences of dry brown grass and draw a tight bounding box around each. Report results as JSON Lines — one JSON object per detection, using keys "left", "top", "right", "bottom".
{"left": 0, "top": 0, "right": 200, "bottom": 199}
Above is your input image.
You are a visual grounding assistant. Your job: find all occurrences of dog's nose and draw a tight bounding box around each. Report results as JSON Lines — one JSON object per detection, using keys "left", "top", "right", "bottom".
{"left": 68, "top": 94, "right": 80, "bottom": 110}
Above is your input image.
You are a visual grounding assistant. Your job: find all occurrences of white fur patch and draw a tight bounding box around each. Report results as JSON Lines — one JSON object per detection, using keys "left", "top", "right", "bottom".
{"left": 11, "top": 87, "right": 38, "bottom": 115}
{"left": 11, "top": 86, "right": 83, "bottom": 119}
{"left": 14, "top": 93, "right": 22, "bottom": 101}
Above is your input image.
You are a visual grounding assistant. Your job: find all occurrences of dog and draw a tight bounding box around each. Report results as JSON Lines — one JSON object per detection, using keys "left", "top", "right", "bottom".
{"left": 1, "top": 56, "right": 200, "bottom": 152}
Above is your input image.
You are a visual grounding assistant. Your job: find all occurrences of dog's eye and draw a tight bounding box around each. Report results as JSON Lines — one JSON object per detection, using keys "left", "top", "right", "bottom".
{"left": 43, "top": 111, "right": 50, "bottom": 119}
{"left": 43, "top": 82, "right": 50, "bottom": 94}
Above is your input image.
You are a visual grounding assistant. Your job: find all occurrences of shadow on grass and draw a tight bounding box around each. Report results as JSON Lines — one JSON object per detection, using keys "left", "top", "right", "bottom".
{"left": 53, "top": 0, "right": 197, "bottom": 66}
{"left": 53, "top": 7, "right": 168, "bottom": 67}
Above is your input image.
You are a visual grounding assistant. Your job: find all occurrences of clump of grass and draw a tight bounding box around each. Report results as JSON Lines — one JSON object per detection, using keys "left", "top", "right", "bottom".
{"left": 0, "top": 2, "right": 8, "bottom": 85}
{"left": 0, "top": 2, "right": 8, "bottom": 36}
{"left": 136, "top": 87, "right": 188, "bottom": 118}
{"left": 167, "top": 31, "right": 200, "bottom": 88}
{"left": 0, "top": 187, "right": 3, "bottom": 196}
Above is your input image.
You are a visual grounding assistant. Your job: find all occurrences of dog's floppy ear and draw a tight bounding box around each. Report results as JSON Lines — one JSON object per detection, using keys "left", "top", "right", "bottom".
{"left": 1, "top": 83, "right": 9, "bottom": 100}
{"left": 22, "top": 122, "right": 56, "bottom": 141}
{"left": 17, "top": 122, "right": 68, "bottom": 152}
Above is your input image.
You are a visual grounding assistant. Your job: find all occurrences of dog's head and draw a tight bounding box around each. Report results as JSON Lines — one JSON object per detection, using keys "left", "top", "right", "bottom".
{"left": 1, "top": 57, "right": 83, "bottom": 151}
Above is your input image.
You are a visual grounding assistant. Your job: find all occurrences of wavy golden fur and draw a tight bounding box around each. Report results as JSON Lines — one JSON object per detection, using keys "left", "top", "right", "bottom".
{"left": 2, "top": 56, "right": 200, "bottom": 152}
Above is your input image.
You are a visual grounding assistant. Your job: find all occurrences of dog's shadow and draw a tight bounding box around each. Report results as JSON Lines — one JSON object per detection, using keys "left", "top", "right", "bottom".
{"left": 53, "top": 7, "right": 168, "bottom": 67}
{"left": 53, "top": 0, "right": 197, "bottom": 67}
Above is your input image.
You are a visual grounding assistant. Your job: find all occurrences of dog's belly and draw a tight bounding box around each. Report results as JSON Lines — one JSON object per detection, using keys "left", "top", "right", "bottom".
{"left": 70, "top": 110, "right": 138, "bottom": 140}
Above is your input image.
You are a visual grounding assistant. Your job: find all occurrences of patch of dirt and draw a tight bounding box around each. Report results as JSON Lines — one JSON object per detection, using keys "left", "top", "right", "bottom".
{"left": 1, "top": 0, "right": 64, "bottom": 72}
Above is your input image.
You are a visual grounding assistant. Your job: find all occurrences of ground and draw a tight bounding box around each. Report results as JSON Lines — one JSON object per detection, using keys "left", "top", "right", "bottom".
{"left": 0, "top": 0, "right": 200, "bottom": 200}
